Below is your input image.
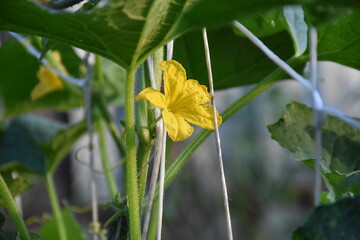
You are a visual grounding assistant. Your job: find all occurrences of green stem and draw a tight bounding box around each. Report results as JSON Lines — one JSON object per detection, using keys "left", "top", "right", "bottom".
{"left": 94, "top": 94, "right": 126, "bottom": 157}
{"left": 96, "top": 119, "right": 118, "bottom": 198}
{"left": 147, "top": 201, "right": 159, "bottom": 240}
{"left": 45, "top": 173, "right": 68, "bottom": 240}
{"left": 137, "top": 143, "right": 152, "bottom": 207}
{"left": 125, "top": 67, "right": 141, "bottom": 240}
{"left": 0, "top": 174, "right": 31, "bottom": 240}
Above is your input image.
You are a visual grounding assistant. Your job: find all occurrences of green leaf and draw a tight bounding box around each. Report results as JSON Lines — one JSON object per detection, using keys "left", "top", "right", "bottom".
{"left": 43, "top": 121, "right": 88, "bottom": 174}
{"left": 1, "top": 0, "right": 358, "bottom": 71}
{"left": 173, "top": 26, "right": 304, "bottom": 90}
{"left": 268, "top": 102, "right": 360, "bottom": 174}
{"left": 283, "top": 5, "right": 308, "bottom": 57}
{"left": 268, "top": 102, "right": 360, "bottom": 199}
{"left": 93, "top": 58, "right": 126, "bottom": 105}
{"left": 0, "top": 40, "right": 83, "bottom": 117}
{"left": 317, "top": 10, "right": 360, "bottom": 71}
{"left": 172, "top": 0, "right": 360, "bottom": 35}
{"left": 0, "top": 115, "right": 66, "bottom": 174}
{"left": 0, "top": 0, "right": 188, "bottom": 69}
{"left": 234, "top": 8, "right": 286, "bottom": 38}
{"left": 38, "top": 206, "right": 86, "bottom": 240}
{"left": 325, "top": 171, "right": 360, "bottom": 199}
{"left": 292, "top": 195, "right": 360, "bottom": 240}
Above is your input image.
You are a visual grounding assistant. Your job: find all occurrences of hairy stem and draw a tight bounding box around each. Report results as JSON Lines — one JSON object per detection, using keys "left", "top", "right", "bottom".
{"left": 125, "top": 66, "right": 141, "bottom": 240}
{"left": 0, "top": 174, "right": 31, "bottom": 240}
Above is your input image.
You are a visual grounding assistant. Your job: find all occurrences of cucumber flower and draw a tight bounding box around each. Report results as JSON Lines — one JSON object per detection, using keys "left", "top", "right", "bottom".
{"left": 136, "top": 60, "right": 222, "bottom": 142}
{"left": 31, "top": 66, "right": 64, "bottom": 101}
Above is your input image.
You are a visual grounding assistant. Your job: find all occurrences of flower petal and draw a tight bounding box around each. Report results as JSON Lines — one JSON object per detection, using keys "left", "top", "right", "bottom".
{"left": 184, "top": 80, "right": 211, "bottom": 104}
{"left": 160, "top": 60, "right": 186, "bottom": 104}
{"left": 170, "top": 80, "right": 211, "bottom": 111}
{"left": 31, "top": 66, "right": 64, "bottom": 101}
{"left": 178, "top": 104, "right": 222, "bottom": 130}
{"left": 135, "top": 87, "right": 166, "bottom": 109}
{"left": 162, "top": 109, "right": 194, "bottom": 142}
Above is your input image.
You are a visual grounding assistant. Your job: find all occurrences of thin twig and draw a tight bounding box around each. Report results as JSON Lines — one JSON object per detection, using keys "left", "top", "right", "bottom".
{"left": 202, "top": 28, "right": 233, "bottom": 240}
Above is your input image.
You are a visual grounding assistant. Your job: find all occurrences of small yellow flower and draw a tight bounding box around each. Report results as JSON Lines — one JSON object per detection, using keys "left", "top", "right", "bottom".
{"left": 31, "top": 66, "right": 64, "bottom": 101}
{"left": 136, "top": 60, "right": 222, "bottom": 142}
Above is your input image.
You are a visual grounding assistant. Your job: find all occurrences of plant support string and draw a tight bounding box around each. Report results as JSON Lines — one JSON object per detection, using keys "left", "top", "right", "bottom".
{"left": 202, "top": 28, "right": 233, "bottom": 240}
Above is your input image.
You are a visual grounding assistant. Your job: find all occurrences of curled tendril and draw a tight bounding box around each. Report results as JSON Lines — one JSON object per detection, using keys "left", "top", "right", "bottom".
{"left": 74, "top": 146, "right": 123, "bottom": 174}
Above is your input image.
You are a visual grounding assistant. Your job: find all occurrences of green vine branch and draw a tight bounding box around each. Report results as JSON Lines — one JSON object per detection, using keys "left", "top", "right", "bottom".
{"left": 0, "top": 173, "right": 31, "bottom": 240}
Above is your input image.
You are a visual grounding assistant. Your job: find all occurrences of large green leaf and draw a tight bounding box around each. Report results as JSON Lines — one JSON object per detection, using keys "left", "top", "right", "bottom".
{"left": 173, "top": 8, "right": 360, "bottom": 90}
{"left": 1, "top": 0, "right": 359, "bottom": 71}
{"left": 38, "top": 206, "right": 86, "bottom": 240}
{"left": 0, "top": 40, "right": 83, "bottom": 117}
{"left": 317, "top": 10, "right": 360, "bottom": 70}
{"left": 268, "top": 102, "right": 360, "bottom": 199}
{"left": 0, "top": 115, "right": 66, "bottom": 174}
{"left": 292, "top": 195, "right": 360, "bottom": 240}
{"left": 173, "top": 26, "right": 304, "bottom": 90}
{"left": 0, "top": 0, "right": 188, "bottom": 69}
{"left": 173, "top": 0, "right": 360, "bottom": 35}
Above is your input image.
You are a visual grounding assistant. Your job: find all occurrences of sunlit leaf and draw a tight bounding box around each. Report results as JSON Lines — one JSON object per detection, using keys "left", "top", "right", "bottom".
{"left": 268, "top": 102, "right": 360, "bottom": 199}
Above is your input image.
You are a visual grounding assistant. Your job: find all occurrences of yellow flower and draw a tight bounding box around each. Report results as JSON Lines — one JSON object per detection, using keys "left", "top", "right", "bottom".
{"left": 31, "top": 66, "right": 64, "bottom": 101}
{"left": 136, "top": 60, "right": 222, "bottom": 142}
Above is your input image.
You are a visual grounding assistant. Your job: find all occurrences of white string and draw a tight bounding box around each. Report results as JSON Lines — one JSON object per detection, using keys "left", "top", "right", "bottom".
{"left": 202, "top": 28, "right": 233, "bottom": 240}
{"left": 166, "top": 41, "right": 174, "bottom": 61}
{"left": 310, "top": 27, "right": 322, "bottom": 206}
{"left": 142, "top": 42, "right": 173, "bottom": 239}
{"left": 156, "top": 40, "right": 173, "bottom": 240}
{"left": 233, "top": 20, "right": 360, "bottom": 206}
{"left": 156, "top": 121, "right": 166, "bottom": 240}
{"left": 82, "top": 53, "right": 99, "bottom": 240}
{"left": 232, "top": 21, "right": 313, "bottom": 91}
{"left": 142, "top": 55, "right": 163, "bottom": 240}
{"left": 10, "top": 32, "right": 87, "bottom": 87}
{"left": 232, "top": 20, "right": 360, "bottom": 127}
